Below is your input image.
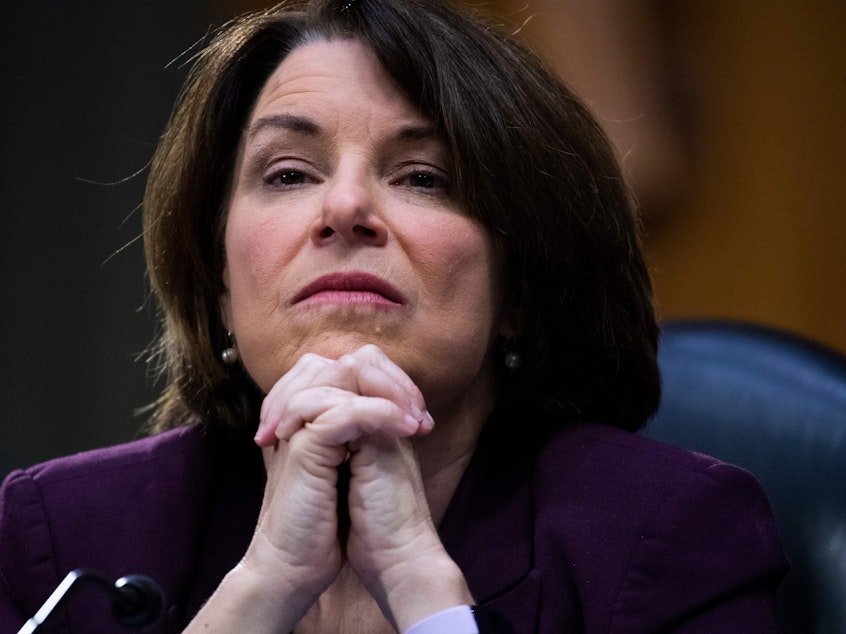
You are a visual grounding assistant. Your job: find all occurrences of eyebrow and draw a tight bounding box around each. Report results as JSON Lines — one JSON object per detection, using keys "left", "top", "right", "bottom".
{"left": 394, "top": 125, "right": 438, "bottom": 143}
{"left": 246, "top": 113, "right": 320, "bottom": 140}
{"left": 246, "top": 114, "right": 438, "bottom": 146}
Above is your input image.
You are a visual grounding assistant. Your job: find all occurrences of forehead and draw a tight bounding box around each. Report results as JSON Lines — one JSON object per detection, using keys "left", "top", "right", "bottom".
{"left": 247, "top": 37, "right": 426, "bottom": 130}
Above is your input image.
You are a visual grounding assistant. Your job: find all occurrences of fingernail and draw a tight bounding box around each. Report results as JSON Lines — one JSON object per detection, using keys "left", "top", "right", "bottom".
{"left": 254, "top": 421, "right": 269, "bottom": 446}
{"left": 404, "top": 413, "right": 420, "bottom": 432}
{"left": 421, "top": 410, "right": 435, "bottom": 431}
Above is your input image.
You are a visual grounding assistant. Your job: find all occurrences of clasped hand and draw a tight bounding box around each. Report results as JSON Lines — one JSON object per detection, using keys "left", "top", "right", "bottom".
{"left": 244, "top": 344, "right": 453, "bottom": 629}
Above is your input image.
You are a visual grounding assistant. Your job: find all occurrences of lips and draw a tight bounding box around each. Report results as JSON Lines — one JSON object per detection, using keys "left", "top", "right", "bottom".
{"left": 292, "top": 272, "right": 405, "bottom": 305}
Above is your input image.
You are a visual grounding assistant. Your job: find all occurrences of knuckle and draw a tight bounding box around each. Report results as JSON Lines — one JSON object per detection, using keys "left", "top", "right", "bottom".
{"left": 298, "top": 352, "right": 324, "bottom": 367}
{"left": 356, "top": 343, "right": 382, "bottom": 358}
{"left": 335, "top": 352, "right": 357, "bottom": 368}
{"left": 334, "top": 353, "right": 360, "bottom": 378}
{"left": 284, "top": 391, "right": 308, "bottom": 418}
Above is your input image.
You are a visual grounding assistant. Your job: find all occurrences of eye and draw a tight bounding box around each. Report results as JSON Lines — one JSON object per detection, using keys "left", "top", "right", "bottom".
{"left": 408, "top": 171, "right": 446, "bottom": 189}
{"left": 266, "top": 169, "right": 310, "bottom": 188}
{"left": 394, "top": 167, "right": 451, "bottom": 191}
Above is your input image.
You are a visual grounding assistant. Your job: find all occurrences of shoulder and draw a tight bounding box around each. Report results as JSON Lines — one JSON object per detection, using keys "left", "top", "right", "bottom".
{"left": 535, "top": 421, "right": 734, "bottom": 493}
{"left": 532, "top": 420, "right": 783, "bottom": 543}
{"left": 533, "top": 423, "right": 787, "bottom": 631}
{"left": 532, "top": 420, "right": 782, "bottom": 554}
{"left": 532, "top": 422, "right": 766, "bottom": 533}
{"left": 10, "top": 425, "right": 211, "bottom": 489}
{"left": 0, "top": 425, "right": 214, "bottom": 546}
{"left": 0, "top": 424, "right": 262, "bottom": 630}
{"left": 0, "top": 425, "right": 219, "bottom": 623}
{"left": 0, "top": 424, "right": 258, "bottom": 547}
{"left": 0, "top": 425, "right": 214, "bottom": 547}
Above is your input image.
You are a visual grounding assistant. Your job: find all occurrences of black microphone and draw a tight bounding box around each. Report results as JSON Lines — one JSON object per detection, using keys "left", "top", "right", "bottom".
{"left": 111, "top": 573, "right": 165, "bottom": 629}
{"left": 18, "top": 568, "right": 165, "bottom": 633}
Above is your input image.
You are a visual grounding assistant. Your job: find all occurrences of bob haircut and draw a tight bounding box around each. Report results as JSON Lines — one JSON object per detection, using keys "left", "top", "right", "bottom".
{"left": 144, "top": 0, "right": 661, "bottom": 434}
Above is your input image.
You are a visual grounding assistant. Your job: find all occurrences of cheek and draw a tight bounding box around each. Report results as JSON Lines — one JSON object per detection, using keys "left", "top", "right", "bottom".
{"left": 225, "top": 211, "right": 298, "bottom": 304}
{"left": 222, "top": 214, "right": 307, "bottom": 388}
{"left": 401, "top": 220, "right": 501, "bottom": 402}
{"left": 223, "top": 212, "right": 303, "bottom": 390}
{"left": 416, "top": 218, "right": 500, "bottom": 324}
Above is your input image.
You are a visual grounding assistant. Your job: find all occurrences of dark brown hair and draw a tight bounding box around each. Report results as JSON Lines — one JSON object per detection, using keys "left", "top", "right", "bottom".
{"left": 143, "top": 0, "right": 660, "bottom": 434}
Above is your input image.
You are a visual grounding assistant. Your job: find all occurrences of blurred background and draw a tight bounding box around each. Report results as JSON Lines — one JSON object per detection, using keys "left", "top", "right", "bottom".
{"left": 2, "top": 0, "right": 844, "bottom": 475}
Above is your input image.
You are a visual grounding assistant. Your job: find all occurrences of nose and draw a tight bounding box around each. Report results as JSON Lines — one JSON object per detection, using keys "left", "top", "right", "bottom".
{"left": 313, "top": 161, "right": 387, "bottom": 246}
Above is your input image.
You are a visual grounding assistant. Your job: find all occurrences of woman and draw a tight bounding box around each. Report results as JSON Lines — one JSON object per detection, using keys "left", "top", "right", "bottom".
{"left": 0, "top": 0, "right": 787, "bottom": 632}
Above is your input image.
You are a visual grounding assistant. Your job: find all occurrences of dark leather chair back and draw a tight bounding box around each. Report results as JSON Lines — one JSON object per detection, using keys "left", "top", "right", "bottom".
{"left": 644, "top": 320, "right": 846, "bottom": 633}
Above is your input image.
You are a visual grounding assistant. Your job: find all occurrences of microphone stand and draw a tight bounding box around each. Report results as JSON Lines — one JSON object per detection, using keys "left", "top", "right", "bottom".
{"left": 18, "top": 568, "right": 164, "bottom": 633}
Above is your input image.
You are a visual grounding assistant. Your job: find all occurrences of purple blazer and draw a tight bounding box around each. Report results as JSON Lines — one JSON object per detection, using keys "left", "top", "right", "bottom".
{"left": 0, "top": 418, "right": 788, "bottom": 632}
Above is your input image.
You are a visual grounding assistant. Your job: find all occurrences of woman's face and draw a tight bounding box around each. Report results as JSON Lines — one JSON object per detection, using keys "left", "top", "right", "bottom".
{"left": 221, "top": 38, "right": 513, "bottom": 414}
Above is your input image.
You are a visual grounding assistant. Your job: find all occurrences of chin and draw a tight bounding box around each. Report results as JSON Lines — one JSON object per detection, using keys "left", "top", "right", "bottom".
{"left": 246, "top": 333, "right": 395, "bottom": 386}
{"left": 307, "top": 337, "right": 385, "bottom": 361}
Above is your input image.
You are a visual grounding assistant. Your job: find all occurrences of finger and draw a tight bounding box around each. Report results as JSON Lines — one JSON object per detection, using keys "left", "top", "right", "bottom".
{"left": 302, "top": 396, "right": 420, "bottom": 445}
{"left": 255, "top": 368, "right": 425, "bottom": 447}
{"left": 352, "top": 346, "right": 435, "bottom": 434}
{"left": 261, "top": 350, "right": 430, "bottom": 444}
{"left": 257, "top": 386, "right": 342, "bottom": 447}
{"left": 261, "top": 387, "right": 431, "bottom": 448}
{"left": 332, "top": 347, "right": 434, "bottom": 431}
{"left": 349, "top": 345, "right": 428, "bottom": 414}
{"left": 261, "top": 352, "right": 333, "bottom": 419}
{"left": 349, "top": 361, "right": 425, "bottom": 419}
{"left": 257, "top": 353, "right": 334, "bottom": 442}
{"left": 258, "top": 346, "right": 435, "bottom": 446}
{"left": 268, "top": 386, "right": 355, "bottom": 443}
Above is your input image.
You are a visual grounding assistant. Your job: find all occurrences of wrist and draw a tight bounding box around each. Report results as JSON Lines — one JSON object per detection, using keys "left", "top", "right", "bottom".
{"left": 233, "top": 547, "right": 332, "bottom": 627}
{"left": 185, "top": 562, "right": 318, "bottom": 633}
{"left": 236, "top": 561, "right": 318, "bottom": 621}
{"left": 241, "top": 529, "right": 337, "bottom": 600}
{"left": 381, "top": 552, "right": 475, "bottom": 633}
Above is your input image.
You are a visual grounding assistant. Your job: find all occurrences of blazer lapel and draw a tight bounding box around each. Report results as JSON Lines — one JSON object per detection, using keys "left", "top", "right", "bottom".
{"left": 439, "top": 414, "right": 540, "bottom": 610}
{"left": 179, "top": 427, "right": 265, "bottom": 624}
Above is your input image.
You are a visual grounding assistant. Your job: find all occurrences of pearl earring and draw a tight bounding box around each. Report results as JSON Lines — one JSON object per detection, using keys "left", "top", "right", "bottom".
{"left": 504, "top": 351, "right": 522, "bottom": 370}
{"left": 503, "top": 338, "right": 522, "bottom": 370}
{"left": 221, "top": 332, "right": 239, "bottom": 365}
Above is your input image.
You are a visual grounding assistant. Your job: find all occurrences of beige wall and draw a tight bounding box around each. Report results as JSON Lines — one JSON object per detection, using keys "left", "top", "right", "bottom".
{"left": 488, "top": 0, "right": 846, "bottom": 354}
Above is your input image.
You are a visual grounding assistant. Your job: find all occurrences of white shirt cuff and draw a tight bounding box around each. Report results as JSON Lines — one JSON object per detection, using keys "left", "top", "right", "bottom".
{"left": 403, "top": 605, "right": 479, "bottom": 634}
